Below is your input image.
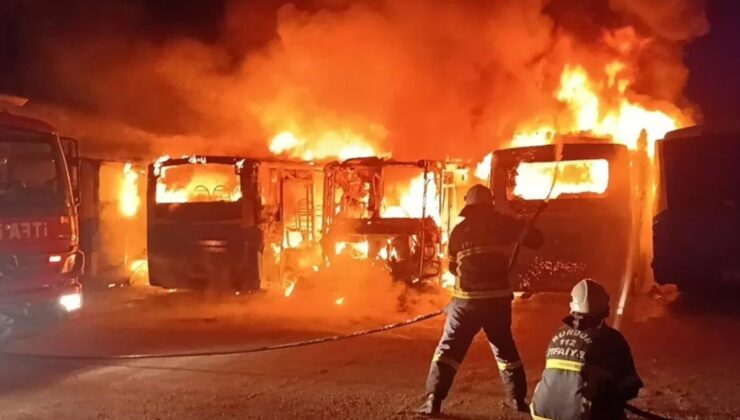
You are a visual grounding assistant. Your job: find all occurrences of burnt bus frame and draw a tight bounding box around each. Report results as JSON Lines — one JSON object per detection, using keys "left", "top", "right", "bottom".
{"left": 146, "top": 156, "right": 262, "bottom": 291}
{"left": 491, "top": 143, "right": 633, "bottom": 294}
{"left": 321, "top": 157, "right": 444, "bottom": 282}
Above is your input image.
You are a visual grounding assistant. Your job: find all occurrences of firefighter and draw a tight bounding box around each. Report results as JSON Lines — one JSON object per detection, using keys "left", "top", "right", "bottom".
{"left": 530, "top": 279, "right": 643, "bottom": 420}
{"left": 418, "top": 184, "right": 543, "bottom": 416}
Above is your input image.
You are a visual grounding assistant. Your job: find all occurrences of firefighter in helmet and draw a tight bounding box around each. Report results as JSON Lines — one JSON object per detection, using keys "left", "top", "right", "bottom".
{"left": 530, "top": 279, "right": 643, "bottom": 420}
{"left": 418, "top": 184, "right": 543, "bottom": 415}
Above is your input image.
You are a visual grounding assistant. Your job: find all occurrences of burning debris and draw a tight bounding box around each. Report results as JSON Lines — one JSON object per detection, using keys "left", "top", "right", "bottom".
{"left": 321, "top": 157, "right": 447, "bottom": 285}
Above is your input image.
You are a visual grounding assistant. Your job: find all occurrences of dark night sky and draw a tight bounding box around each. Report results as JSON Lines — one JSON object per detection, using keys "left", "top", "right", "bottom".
{"left": 684, "top": 0, "right": 740, "bottom": 128}
{"left": 0, "top": 0, "right": 738, "bottom": 129}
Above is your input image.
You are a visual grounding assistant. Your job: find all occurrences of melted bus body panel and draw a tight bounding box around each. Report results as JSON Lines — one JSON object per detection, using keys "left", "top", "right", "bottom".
{"left": 491, "top": 142, "right": 632, "bottom": 294}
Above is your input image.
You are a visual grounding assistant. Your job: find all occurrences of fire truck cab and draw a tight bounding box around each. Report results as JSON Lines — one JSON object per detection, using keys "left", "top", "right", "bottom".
{"left": 491, "top": 140, "right": 633, "bottom": 295}
{"left": 0, "top": 100, "right": 84, "bottom": 340}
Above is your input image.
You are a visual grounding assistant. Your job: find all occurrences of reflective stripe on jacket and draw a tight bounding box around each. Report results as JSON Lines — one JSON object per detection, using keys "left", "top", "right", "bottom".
{"left": 531, "top": 316, "right": 643, "bottom": 420}
{"left": 447, "top": 204, "right": 542, "bottom": 299}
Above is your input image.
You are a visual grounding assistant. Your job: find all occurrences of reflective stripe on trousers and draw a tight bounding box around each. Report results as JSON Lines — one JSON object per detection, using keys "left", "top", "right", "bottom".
{"left": 424, "top": 297, "right": 526, "bottom": 400}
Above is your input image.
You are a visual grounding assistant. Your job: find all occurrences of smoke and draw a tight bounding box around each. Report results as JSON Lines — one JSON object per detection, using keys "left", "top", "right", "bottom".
{"left": 7, "top": 0, "right": 708, "bottom": 160}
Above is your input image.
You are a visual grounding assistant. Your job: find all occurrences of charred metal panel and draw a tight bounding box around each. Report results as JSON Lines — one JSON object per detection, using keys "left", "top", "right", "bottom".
{"left": 492, "top": 143, "right": 632, "bottom": 294}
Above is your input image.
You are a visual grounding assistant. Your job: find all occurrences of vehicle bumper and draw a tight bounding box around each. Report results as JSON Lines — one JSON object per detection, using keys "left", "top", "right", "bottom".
{"left": 0, "top": 278, "right": 82, "bottom": 316}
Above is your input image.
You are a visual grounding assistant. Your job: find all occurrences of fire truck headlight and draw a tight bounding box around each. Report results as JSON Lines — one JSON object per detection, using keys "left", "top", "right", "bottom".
{"left": 59, "top": 293, "right": 82, "bottom": 312}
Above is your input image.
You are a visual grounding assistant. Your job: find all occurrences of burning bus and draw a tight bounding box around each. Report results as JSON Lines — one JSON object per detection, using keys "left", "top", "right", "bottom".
{"left": 653, "top": 127, "right": 740, "bottom": 291}
{"left": 146, "top": 155, "right": 321, "bottom": 291}
{"left": 0, "top": 98, "right": 84, "bottom": 340}
{"left": 490, "top": 139, "right": 633, "bottom": 294}
{"left": 320, "top": 157, "right": 448, "bottom": 284}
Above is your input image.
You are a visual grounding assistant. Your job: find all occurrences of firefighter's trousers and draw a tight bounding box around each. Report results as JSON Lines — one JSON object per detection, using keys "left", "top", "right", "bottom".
{"left": 424, "top": 296, "right": 526, "bottom": 400}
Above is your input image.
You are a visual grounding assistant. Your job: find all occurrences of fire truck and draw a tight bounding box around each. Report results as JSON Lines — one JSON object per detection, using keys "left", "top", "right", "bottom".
{"left": 0, "top": 97, "right": 84, "bottom": 341}
{"left": 653, "top": 126, "right": 740, "bottom": 291}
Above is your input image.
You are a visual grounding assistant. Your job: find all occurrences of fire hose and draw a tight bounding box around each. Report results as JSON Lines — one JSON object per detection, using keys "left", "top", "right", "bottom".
{"left": 1, "top": 310, "right": 444, "bottom": 360}
{"left": 0, "top": 309, "right": 673, "bottom": 420}
{"left": 625, "top": 404, "right": 673, "bottom": 420}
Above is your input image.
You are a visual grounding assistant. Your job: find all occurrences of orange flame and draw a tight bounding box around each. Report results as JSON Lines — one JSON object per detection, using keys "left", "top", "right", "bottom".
{"left": 335, "top": 240, "right": 370, "bottom": 258}
{"left": 441, "top": 272, "right": 455, "bottom": 289}
{"left": 283, "top": 279, "right": 297, "bottom": 297}
{"left": 474, "top": 153, "right": 492, "bottom": 181}
{"left": 382, "top": 172, "right": 440, "bottom": 221}
{"left": 553, "top": 64, "right": 682, "bottom": 156}
{"left": 120, "top": 162, "right": 140, "bottom": 217}
{"left": 475, "top": 59, "right": 689, "bottom": 180}
{"left": 269, "top": 130, "right": 378, "bottom": 161}
{"left": 155, "top": 159, "right": 243, "bottom": 204}
{"left": 512, "top": 159, "right": 610, "bottom": 200}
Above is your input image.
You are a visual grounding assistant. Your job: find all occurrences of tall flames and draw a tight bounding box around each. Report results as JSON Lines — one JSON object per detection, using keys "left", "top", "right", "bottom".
{"left": 476, "top": 53, "right": 691, "bottom": 188}
{"left": 269, "top": 130, "right": 380, "bottom": 162}
{"left": 120, "top": 163, "right": 140, "bottom": 218}
{"left": 551, "top": 63, "right": 683, "bottom": 156}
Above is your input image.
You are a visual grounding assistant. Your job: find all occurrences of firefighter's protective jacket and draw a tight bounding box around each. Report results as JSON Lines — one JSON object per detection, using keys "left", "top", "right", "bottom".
{"left": 447, "top": 204, "right": 543, "bottom": 299}
{"left": 531, "top": 316, "right": 643, "bottom": 420}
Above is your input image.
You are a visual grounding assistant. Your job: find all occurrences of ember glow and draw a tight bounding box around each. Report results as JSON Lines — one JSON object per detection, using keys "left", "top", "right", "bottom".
{"left": 120, "top": 162, "right": 140, "bottom": 217}
{"left": 474, "top": 154, "right": 492, "bottom": 181}
{"left": 512, "top": 159, "right": 610, "bottom": 200}
{"left": 441, "top": 272, "right": 456, "bottom": 289}
{"left": 285, "top": 231, "right": 304, "bottom": 248}
{"left": 335, "top": 241, "right": 370, "bottom": 259}
{"left": 283, "top": 279, "right": 297, "bottom": 297}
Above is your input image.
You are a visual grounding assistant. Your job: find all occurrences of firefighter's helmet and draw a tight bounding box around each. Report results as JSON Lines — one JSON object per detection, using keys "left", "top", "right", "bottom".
{"left": 569, "top": 278, "right": 610, "bottom": 316}
{"left": 464, "top": 184, "right": 493, "bottom": 206}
